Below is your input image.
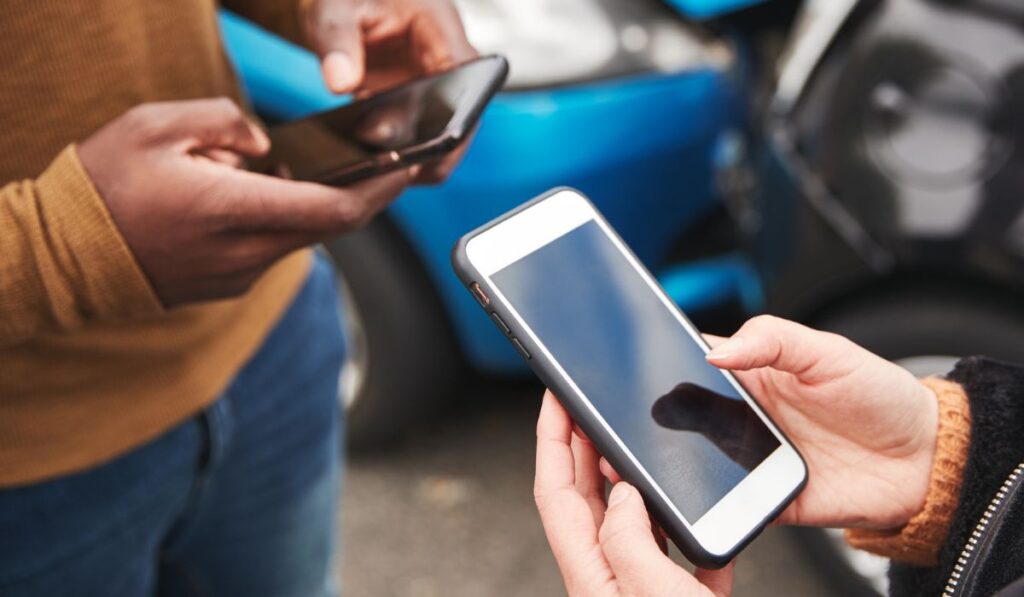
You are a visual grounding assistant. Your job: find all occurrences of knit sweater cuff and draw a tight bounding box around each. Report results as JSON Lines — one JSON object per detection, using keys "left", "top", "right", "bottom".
{"left": 844, "top": 378, "right": 972, "bottom": 566}
{"left": 35, "top": 145, "right": 164, "bottom": 322}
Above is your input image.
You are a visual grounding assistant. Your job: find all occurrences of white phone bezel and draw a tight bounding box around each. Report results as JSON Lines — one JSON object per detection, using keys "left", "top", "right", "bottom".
{"left": 465, "top": 189, "right": 806, "bottom": 556}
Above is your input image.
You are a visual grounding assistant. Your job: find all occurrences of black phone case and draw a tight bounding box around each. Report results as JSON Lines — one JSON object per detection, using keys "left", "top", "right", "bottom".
{"left": 451, "top": 187, "right": 807, "bottom": 569}
{"left": 263, "top": 55, "right": 509, "bottom": 187}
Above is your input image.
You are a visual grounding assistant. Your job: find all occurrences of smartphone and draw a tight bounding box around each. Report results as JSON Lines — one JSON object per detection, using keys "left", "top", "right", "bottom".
{"left": 252, "top": 55, "right": 508, "bottom": 185}
{"left": 452, "top": 188, "right": 807, "bottom": 568}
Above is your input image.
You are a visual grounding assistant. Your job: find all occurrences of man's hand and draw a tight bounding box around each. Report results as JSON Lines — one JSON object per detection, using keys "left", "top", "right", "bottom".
{"left": 78, "top": 98, "right": 414, "bottom": 307}
{"left": 535, "top": 392, "right": 735, "bottom": 597}
{"left": 302, "top": 0, "right": 477, "bottom": 183}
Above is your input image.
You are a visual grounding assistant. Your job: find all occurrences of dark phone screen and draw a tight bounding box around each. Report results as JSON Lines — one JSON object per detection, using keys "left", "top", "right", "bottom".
{"left": 491, "top": 220, "right": 781, "bottom": 523}
{"left": 263, "top": 58, "right": 499, "bottom": 182}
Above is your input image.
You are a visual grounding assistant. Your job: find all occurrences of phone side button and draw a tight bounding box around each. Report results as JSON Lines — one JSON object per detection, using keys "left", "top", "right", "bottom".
{"left": 510, "top": 337, "right": 531, "bottom": 360}
{"left": 490, "top": 313, "right": 511, "bottom": 335}
{"left": 469, "top": 283, "right": 490, "bottom": 307}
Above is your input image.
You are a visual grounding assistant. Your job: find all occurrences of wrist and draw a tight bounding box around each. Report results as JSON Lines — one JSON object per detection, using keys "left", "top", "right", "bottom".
{"left": 900, "top": 381, "right": 942, "bottom": 526}
{"left": 846, "top": 378, "right": 970, "bottom": 565}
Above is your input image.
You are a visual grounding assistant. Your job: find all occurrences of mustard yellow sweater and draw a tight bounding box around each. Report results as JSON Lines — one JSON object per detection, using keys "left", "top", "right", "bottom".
{"left": 0, "top": 1, "right": 318, "bottom": 486}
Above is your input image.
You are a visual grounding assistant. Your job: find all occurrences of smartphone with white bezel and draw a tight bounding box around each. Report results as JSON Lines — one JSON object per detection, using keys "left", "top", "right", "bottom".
{"left": 451, "top": 188, "right": 807, "bottom": 568}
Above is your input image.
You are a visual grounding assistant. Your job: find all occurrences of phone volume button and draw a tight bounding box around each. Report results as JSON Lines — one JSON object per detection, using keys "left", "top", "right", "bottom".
{"left": 490, "top": 313, "right": 511, "bottom": 335}
{"left": 510, "top": 337, "right": 531, "bottom": 360}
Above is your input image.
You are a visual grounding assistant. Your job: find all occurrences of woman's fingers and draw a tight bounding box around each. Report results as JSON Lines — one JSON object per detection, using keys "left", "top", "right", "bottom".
{"left": 703, "top": 333, "right": 727, "bottom": 348}
{"left": 600, "top": 483, "right": 711, "bottom": 596}
{"left": 705, "top": 315, "right": 861, "bottom": 384}
{"left": 572, "top": 429, "right": 608, "bottom": 528}
{"left": 651, "top": 517, "right": 669, "bottom": 555}
{"left": 696, "top": 563, "right": 736, "bottom": 597}
{"left": 599, "top": 457, "right": 623, "bottom": 485}
{"left": 535, "top": 392, "right": 613, "bottom": 595}
{"left": 535, "top": 392, "right": 577, "bottom": 501}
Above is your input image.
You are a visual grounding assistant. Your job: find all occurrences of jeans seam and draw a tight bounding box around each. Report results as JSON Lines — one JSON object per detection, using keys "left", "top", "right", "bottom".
{"left": 159, "top": 410, "right": 222, "bottom": 559}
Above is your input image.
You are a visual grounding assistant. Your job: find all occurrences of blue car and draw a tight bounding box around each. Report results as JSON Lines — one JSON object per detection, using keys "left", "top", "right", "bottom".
{"left": 220, "top": 0, "right": 758, "bottom": 446}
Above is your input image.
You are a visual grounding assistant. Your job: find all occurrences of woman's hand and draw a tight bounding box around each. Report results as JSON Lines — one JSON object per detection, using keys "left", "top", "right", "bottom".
{"left": 598, "top": 316, "right": 939, "bottom": 531}
{"left": 704, "top": 315, "right": 939, "bottom": 530}
{"left": 534, "top": 392, "right": 735, "bottom": 597}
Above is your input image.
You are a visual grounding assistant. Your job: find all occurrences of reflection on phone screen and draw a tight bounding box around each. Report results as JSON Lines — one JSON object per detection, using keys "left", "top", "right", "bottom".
{"left": 262, "top": 61, "right": 488, "bottom": 182}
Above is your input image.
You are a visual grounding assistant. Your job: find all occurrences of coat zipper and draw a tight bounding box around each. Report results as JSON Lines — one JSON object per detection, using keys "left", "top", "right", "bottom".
{"left": 943, "top": 463, "right": 1024, "bottom": 596}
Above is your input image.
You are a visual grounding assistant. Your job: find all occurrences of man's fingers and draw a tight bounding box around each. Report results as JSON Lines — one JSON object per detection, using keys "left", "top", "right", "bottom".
{"left": 415, "top": 135, "right": 470, "bottom": 184}
{"left": 135, "top": 98, "right": 269, "bottom": 156}
{"left": 600, "top": 483, "right": 705, "bottom": 596}
{"left": 210, "top": 167, "right": 412, "bottom": 233}
{"left": 307, "top": 2, "right": 367, "bottom": 92}
{"left": 695, "top": 563, "right": 736, "bottom": 597}
{"left": 705, "top": 315, "right": 861, "bottom": 383}
{"left": 407, "top": 1, "right": 477, "bottom": 72}
{"left": 196, "top": 148, "right": 244, "bottom": 168}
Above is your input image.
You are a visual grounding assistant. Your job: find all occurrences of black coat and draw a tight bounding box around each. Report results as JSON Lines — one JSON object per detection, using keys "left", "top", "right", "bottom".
{"left": 890, "top": 357, "right": 1024, "bottom": 597}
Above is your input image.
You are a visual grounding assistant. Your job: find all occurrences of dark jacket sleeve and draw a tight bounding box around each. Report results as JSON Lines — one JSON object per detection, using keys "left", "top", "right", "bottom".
{"left": 889, "top": 357, "right": 1024, "bottom": 597}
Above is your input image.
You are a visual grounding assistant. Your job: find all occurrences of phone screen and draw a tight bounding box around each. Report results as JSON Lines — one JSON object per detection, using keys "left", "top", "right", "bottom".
{"left": 490, "top": 220, "right": 781, "bottom": 523}
{"left": 263, "top": 58, "right": 499, "bottom": 182}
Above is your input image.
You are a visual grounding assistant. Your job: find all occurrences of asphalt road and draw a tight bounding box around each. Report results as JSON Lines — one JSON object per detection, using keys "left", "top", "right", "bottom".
{"left": 339, "top": 379, "right": 839, "bottom": 597}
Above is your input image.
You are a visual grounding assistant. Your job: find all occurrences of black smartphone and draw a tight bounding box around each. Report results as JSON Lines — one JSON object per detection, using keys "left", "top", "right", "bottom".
{"left": 253, "top": 55, "right": 508, "bottom": 185}
{"left": 451, "top": 188, "right": 808, "bottom": 569}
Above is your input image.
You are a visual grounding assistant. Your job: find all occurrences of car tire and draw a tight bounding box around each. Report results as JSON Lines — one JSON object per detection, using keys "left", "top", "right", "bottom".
{"left": 323, "top": 215, "right": 463, "bottom": 450}
{"left": 788, "top": 281, "right": 1024, "bottom": 597}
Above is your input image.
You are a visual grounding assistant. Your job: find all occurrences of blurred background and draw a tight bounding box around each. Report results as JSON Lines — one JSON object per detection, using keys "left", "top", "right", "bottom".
{"left": 220, "top": 0, "right": 1024, "bottom": 594}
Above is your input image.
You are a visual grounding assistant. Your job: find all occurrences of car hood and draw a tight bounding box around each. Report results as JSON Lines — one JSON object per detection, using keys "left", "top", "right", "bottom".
{"left": 663, "top": 0, "right": 767, "bottom": 20}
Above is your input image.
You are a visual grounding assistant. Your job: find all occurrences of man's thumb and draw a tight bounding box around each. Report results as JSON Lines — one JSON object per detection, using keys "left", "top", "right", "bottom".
{"left": 309, "top": 6, "right": 366, "bottom": 93}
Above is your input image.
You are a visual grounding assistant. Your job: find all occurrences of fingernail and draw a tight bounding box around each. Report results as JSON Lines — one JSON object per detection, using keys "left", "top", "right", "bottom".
{"left": 706, "top": 336, "right": 744, "bottom": 361}
{"left": 608, "top": 483, "right": 633, "bottom": 507}
{"left": 323, "top": 52, "right": 358, "bottom": 91}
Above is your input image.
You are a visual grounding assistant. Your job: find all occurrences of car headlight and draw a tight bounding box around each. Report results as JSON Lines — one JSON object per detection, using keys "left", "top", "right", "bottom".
{"left": 453, "top": 0, "right": 733, "bottom": 89}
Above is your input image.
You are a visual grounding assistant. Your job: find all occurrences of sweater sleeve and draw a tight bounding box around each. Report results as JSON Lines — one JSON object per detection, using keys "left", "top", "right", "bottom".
{"left": 0, "top": 145, "right": 163, "bottom": 348}
{"left": 220, "top": 0, "right": 309, "bottom": 48}
{"left": 887, "top": 357, "right": 1024, "bottom": 597}
{"left": 844, "top": 377, "right": 972, "bottom": 566}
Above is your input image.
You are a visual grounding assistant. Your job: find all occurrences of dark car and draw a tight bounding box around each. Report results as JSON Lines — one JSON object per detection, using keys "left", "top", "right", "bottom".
{"left": 721, "top": 0, "right": 1024, "bottom": 594}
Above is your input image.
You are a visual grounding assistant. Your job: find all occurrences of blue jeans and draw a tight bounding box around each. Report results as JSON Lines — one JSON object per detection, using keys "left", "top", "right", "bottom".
{"left": 0, "top": 255, "right": 345, "bottom": 597}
